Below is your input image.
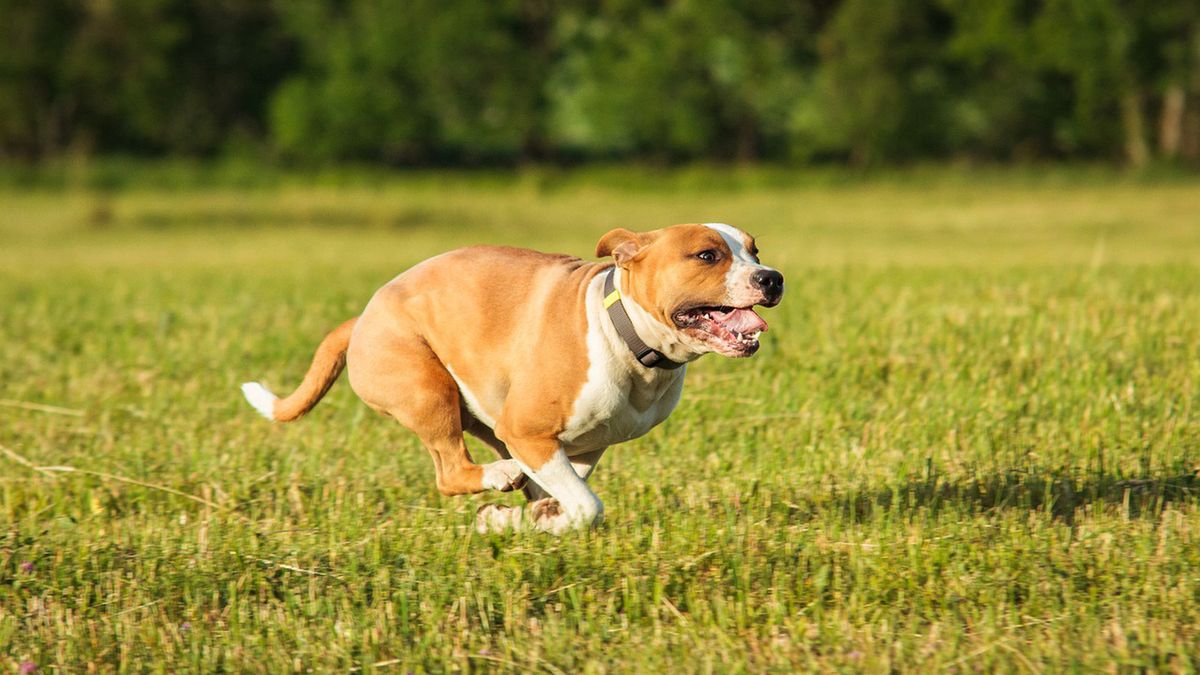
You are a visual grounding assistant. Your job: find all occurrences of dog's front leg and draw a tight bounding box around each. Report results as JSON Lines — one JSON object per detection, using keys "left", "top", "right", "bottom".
{"left": 519, "top": 448, "right": 604, "bottom": 534}
{"left": 476, "top": 439, "right": 604, "bottom": 534}
{"left": 521, "top": 448, "right": 605, "bottom": 502}
{"left": 476, "top": 448, "right": 605, "bottom": 533}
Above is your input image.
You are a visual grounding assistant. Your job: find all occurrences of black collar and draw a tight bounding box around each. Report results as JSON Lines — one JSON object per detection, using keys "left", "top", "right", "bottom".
{"left": 602, "top": 268, "right": 685, "bottom": 370}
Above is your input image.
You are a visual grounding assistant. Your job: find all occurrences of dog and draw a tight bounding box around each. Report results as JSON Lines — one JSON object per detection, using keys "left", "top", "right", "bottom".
{"left": 241, "top": 223, "right": 783, "bottom": 533}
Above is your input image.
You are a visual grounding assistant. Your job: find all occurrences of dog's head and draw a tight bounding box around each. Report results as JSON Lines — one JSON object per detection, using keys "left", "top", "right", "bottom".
{"left": 596, "top": 223, "right": 783, "bottom": 358}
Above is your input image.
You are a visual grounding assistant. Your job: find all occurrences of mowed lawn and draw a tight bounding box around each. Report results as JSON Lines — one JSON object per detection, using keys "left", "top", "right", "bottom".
{"left": 2, "top": 169, "right": 1199, "bottom": 671}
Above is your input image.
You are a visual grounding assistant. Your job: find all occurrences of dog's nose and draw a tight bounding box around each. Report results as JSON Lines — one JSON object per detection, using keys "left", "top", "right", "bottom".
{"left": 751, "top": 269, "right": 784, "bottom": 303}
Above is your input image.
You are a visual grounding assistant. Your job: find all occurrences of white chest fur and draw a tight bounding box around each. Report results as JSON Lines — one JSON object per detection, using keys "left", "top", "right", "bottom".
{"left": 558, "top": 273, "right": 686, "bottom": 452}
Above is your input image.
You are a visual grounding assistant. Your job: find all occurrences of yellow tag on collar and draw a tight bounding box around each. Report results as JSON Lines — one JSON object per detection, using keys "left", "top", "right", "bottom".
{"left": 603, "top": 289, "right": 621, "bottom": 308}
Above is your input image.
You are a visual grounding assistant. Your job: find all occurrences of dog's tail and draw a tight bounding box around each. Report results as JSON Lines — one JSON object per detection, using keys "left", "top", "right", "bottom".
{"left": 241, "top": 317, "right": 359, "bottom": 422}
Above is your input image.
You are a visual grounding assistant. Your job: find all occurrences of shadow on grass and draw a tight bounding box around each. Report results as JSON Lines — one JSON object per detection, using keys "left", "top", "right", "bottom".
{"left": 824, "top": 467, "right": 1199, "bottom": 525}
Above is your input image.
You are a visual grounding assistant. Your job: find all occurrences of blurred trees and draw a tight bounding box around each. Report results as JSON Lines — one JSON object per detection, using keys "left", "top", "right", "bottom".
{"left": 270, "top": 0, "right": 551, "bottom": 163}
{"left": 0, "top": 0, "right": 1197, "bottom": 165}
{"left": 0, "top": 0, "right": 293, "bottom": 157}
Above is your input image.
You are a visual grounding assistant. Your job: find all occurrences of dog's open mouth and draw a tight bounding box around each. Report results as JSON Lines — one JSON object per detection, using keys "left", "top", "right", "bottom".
{"left": 673, "top": 305, "right": 768, "bottom": 356}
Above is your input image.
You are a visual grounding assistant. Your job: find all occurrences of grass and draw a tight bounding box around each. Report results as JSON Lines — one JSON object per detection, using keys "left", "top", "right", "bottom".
{"left": 1, "top": 165, "right": 1199, "bottom": 671}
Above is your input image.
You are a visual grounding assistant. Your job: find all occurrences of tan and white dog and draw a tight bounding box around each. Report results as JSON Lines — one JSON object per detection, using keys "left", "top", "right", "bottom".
{"left": 241, "top": 223, "right": 783, "bottom": 533}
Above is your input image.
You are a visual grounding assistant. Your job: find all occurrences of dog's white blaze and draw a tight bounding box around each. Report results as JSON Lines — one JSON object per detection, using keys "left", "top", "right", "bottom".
{"left": 517, "top": 450, "right": 604, "bottom": 533}
{"left": 703, "top": 222, "right": 774, "bottom": 304}
{"left": 703, "top": 222, "right": 757, "bottom": 264}
{"left": 240, "top": 382, "right": 278, "bottom": 420}
{"left": 560, "top": 273, "right": 687, "bottom": 449}
{"left": 445, "top": 364, "right": 498, "bottom": 429}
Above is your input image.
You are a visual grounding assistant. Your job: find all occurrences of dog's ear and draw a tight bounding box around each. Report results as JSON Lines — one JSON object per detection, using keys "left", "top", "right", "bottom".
{"left": 596, "top": 228, "right": 650, "bottom": 267}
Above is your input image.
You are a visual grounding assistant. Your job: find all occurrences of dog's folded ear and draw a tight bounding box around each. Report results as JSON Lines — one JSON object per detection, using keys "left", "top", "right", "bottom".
{"left": 596, "top": 228, "right": 651, "bottom": 267}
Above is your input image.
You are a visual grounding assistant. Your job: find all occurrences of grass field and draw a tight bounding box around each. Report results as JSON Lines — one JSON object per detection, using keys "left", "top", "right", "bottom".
{"left": 2, "top": 167, "right": 1200, "bottom": 671}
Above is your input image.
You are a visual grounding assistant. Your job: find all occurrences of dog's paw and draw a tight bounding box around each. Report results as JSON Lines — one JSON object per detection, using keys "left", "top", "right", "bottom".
{"left": 530, "top": 498, "right": 561, "bottom": 521}
{"left": 480, "top": 459, "right": 527, "bottom": 492}
{"left": 530, "top": 497, "right": 603, "bottom": 535}
{"left": 530, "top": 498, "right": 573, "bottom": 534}
{"left": 475, "top": 504, "right": 525, "bottom": 534}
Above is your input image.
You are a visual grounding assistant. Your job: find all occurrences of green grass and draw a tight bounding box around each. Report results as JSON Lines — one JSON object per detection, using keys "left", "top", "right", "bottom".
{"left": 2, "top": 167, "right": 1199, "bottom": 671}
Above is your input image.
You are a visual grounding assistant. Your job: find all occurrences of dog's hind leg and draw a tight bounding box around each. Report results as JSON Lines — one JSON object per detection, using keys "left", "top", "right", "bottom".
{"left": 348, "top": 329, "right": 525, "bottom": 496}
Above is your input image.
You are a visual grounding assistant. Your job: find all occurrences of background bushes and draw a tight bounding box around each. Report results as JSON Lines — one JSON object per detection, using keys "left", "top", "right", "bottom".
{"left": 1, "top": 0, "right": 1197, "bottom": 165}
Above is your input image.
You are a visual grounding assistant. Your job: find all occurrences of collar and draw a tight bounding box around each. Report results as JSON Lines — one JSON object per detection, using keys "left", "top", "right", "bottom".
{"left": 602, "top": 268, "right": 685, "bottom": 370}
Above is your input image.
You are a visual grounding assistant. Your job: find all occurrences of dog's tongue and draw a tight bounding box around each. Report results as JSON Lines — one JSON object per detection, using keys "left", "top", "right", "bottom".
{"left": 712, "top": 307, "right": 768, "bottom": 333}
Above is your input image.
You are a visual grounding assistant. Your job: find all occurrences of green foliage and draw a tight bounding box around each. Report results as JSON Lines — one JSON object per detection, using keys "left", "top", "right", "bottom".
{"left": 548, "top": 1, "right": 814, "bottom": 161}
{"left": 0, "top": 0, "right": 1199, "bottom": 164}
{"left": 0, "top": 0, "right": 293, "bottom": 157}
{"left": 270, "top": 0, "right": 549, "bottom": 163}
{"left": 940, "top": 0, "right": 1057, "bottom": 158}
{"left": 2, "top": 171, "right": 1200, "bottom": 669}
{"left": 797, "top": 0, "right": 953, "bottom": 163}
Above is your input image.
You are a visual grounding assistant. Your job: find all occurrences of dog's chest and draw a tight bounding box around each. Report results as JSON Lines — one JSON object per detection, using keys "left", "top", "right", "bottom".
{"left": 559, "top": 345, "right": 685, "bottom": 452}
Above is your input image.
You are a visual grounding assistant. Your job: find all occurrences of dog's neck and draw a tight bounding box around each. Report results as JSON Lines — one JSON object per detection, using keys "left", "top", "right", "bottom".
{"left": 604, "top": 267, "right": 703, "bottom": 370}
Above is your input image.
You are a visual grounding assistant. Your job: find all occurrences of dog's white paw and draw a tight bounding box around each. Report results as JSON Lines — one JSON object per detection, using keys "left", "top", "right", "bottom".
{"left": 480, "top": 459, "right": 527, "bottom": 492}
{"left": 476, "top": 498, "right": 604, "bottom": 535}
{"left": 530, "top": 497, "right": 603, "bottom": 535}
{"left": 475, "top": 504, "right": 525, "bottom": 534}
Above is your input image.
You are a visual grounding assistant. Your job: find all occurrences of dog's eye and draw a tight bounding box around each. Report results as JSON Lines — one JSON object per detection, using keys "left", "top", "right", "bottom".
{"left": 695, "top": 250, "right": 718, "bottom": 263}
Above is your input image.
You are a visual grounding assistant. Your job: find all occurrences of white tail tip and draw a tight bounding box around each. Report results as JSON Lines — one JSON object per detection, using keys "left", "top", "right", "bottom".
{"left": 241, "top": 382, "right": 278, "bottom": 420}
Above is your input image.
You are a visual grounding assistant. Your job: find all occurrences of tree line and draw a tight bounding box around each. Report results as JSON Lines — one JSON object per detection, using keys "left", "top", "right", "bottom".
{"left": 2, "top": 0, "right": 1198, "bottom": 166}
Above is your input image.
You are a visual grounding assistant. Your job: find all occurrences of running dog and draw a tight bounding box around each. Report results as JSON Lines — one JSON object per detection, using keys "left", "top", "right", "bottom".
{"left": 241, "top": 223, "right": 783, "bottom": 533}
